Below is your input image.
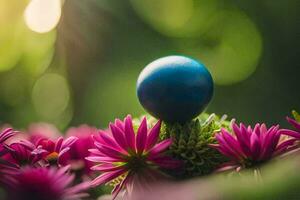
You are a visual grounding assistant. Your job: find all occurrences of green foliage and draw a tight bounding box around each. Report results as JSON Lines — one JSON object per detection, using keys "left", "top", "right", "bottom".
{"left": 161, "top": 113, "right": 231, "bottom": 178}
{"left": 292, "top": 110, "right": 300, "bottom": 122}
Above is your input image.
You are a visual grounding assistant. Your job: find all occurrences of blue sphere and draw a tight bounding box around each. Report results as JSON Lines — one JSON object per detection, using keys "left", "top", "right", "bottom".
{"left": 137, "top": 55, "right": 214, "bottom": 123}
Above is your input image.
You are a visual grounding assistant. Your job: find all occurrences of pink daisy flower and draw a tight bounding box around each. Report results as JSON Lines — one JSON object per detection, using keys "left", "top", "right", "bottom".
{"left": 7, "top": 166, "right": 90, "bottom": 200}
{"left": 34, "top": 136, "right": 78, "bottom": 166}
{"left": 211, "top": 122, "right": 296, "bottom": 171}
{"left": 86, "top": 115, "right": 180, "bottom": 199}
{"left": 3, "top": 140, "right": 43, "bottom": 167}
{"left": 62, "top": 125, "right": 97, "bottom": 175}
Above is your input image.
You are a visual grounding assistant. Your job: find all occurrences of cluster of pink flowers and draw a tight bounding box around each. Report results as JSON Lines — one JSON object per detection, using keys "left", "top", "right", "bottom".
{"left": 0, "top": 116, "right": 179, "bottom": 200}
{"left": 1, "top": 112, "right": 300, "bottom": 200}
{"left": 0, "top": 124, "right": 96, "bottom": 200}
{"left": 211, "top": 114, "right": 300, "bottom": 172}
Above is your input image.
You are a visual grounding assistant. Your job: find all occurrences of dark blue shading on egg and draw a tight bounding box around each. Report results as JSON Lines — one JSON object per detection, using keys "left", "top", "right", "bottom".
{"left": 136, "top": 55, "right": 214, "bottom": 123}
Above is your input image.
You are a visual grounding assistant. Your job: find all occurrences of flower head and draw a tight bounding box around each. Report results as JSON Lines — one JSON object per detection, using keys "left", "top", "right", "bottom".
{"left": 7, "top": 166, "right": 90, "bottom": 200}
{"left": 3, "top": 140, "right": 42, "bottom": 167}
{"left": 34, "top": 136, "right": 78, "bottom": 166}
{"left": 212, "top": 122, "right": 295, "bottom": 170}
{"left": 62, "top": 125, "right": 97, "bottom": 175}
{"left": 86, "top": 115, "right": 180, "bottom": 199}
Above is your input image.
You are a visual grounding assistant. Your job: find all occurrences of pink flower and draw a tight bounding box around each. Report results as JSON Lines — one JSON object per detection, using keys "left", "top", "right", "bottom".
{"left": 3, "top": 140, "right": 43, "bottom": 167}
{"left": 62, "top": 125, "right": 97, "bottom": 175}
{"left": 7, "top": 166, "right": 90, "bottom": 200}
{"left": 86, "top": 115, "right": 181, "bottom": 199}
{"left": 211, "top": 122, "right": 295, "bottom": 170}
{"left": 34, "top": 136, "right": 78, "bottom": 166}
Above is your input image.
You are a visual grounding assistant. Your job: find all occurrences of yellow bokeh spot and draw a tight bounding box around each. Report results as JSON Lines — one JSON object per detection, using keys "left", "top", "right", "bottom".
{"left": 24, "top": 0, "right": 62, "bottom": 33}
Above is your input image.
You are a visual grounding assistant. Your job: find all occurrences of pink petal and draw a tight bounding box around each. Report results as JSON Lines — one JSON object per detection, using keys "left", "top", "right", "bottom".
{"left": 145, "top": 120, "right": 161, "bottom": 151}
{"left": 115, "top": 119, "right": 125, "bottom": 131}
{"left": 216, "top": 133, "right": 243, "bottom": 160}
{"left": 55, "top": 137, "right": 64, "bottom": 152}
{"left": 260, "top": 127, "right": 279, "bottom": 159}
{"left": 0, "top": 128, "right": 15, "bottom": 143}
{"left": 250, "top": 132, "right": 260, "bottom": 160}
{"left": 280, "top": 129, "right": 300, "bottom": 139}
{"left": 275, "top": 138, "right": 297, "bottom": 155}
{"left": 136, "top": 117, "right": 148, "bottom": 154}
{"left": 287, "top": 117, "right": 300, "bottom": 131}
{"left": 91, "top": 164, "right": 124, "bottom": 172}
{"left": 112, "top": 174, "right": 130, "bottom": 200}
{"left": 61, "top": 136, "right": 78, "bottom": 150}
{"left": 124, "top": 115, "right": 136, "bottom": 151}
{"left": 110, "top": 124, "right": 129, "bottom": 152}
{"left": 86, "top": 156, "right": 122, "bottom": 163}
{"left": 95, "top": 142, "right": 125, "bottom": 159}
{"left": 88, "top": 148, "right": 105, "bottom": 156}
{"left": 221, "top": 129, "right": 244, "bottom": 156}
{"left": 97, "top": 132, "right": 122, "bottom": 152}
{"left": 215, "top": 145, "right": 240, "bottom": 161}
{"left": 215, "top": 162, "right": 239, "bottom": 172}
{"left": 233, "top": 124, "right": 251, "bottom": 157}
{"left": 92, "top": 169, "right": 126, "bottom": 187}
{"left": 253, "top": 123, "right": 261, "bottom": 136}
{"left": 260, "top": 123, "right": 268, "bottom": 133}
{"left": 148, "top": 139, "right": 172, "bottom": 156}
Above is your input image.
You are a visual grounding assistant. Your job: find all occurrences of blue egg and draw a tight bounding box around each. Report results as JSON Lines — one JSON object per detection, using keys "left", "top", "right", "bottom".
{"left": 136, "top": 55, "right": 214, "bottom": 123}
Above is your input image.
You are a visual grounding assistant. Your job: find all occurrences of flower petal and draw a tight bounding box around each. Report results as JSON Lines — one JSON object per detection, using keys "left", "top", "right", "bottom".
{"left": 148, "top": 139, "right": 172, "bottom": 156}
{"left": 0, "top": 128, "right": 15, "bottom": 143}
{"left": 55, "top": 137, "right": 64, "bottom": 152}
{"left": 92, "top": 169, "right": 126, "bottom": 187}
{"left": 95, "top": 142, "right": 125, "bottom": 159}
{"left": 250, "top": 132, "right": 260, "bottom": 160}
{"left": 110, "top": 124, "right": 128, "bottom": 152}
{"left": 91, "top": 164, "right": 124, "bottom": 172}
{"left": 124, "top": 115, "right": 136, "bottom": 151}
{"left": 136, "top": 117, "right": 147, "bottom": 154}
{"left": 280, "top": 129, "right": 300, "bottom": 139}
{"left": 97, "top": 131, "right": 122, "bottom": 152}
{"left": 287, "top": 117, "right": 300, "bottom": 131}
{"left": 61, "top": 136, "right": 78, "bottom": 150}
{"left": 145, "top": 120, "right": 161, "bottom": 151}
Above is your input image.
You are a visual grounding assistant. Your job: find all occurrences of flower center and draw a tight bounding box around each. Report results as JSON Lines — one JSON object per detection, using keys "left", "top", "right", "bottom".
{"left": 125, "top": 155, "right": 148, "bottom": 173}
{"left": 45, "top": 152, "right": 59, "bottom": 163}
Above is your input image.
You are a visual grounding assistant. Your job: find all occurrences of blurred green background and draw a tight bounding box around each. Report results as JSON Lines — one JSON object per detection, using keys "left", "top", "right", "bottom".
{"left": 0, "top": 0, "right": 299, "bottom": 130}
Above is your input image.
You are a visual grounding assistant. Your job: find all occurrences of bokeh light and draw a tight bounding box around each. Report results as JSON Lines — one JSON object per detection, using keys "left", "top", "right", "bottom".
{"left": 177, "top": 10, "right": 263, "bottom": 85}
{"left": 130, "top": 0, "right": 220, "bottom": 38}
{"left": 32, "top": 73, "right": 71, "bottom": 121}
{"left": 24, "top": 0, "right": 62, "bottom": 33}
{"left": 0, "top": 0, "right": 26, "bottom": 72}
{"left": 22, "top": 29, "right": 56, "bottom": 77}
